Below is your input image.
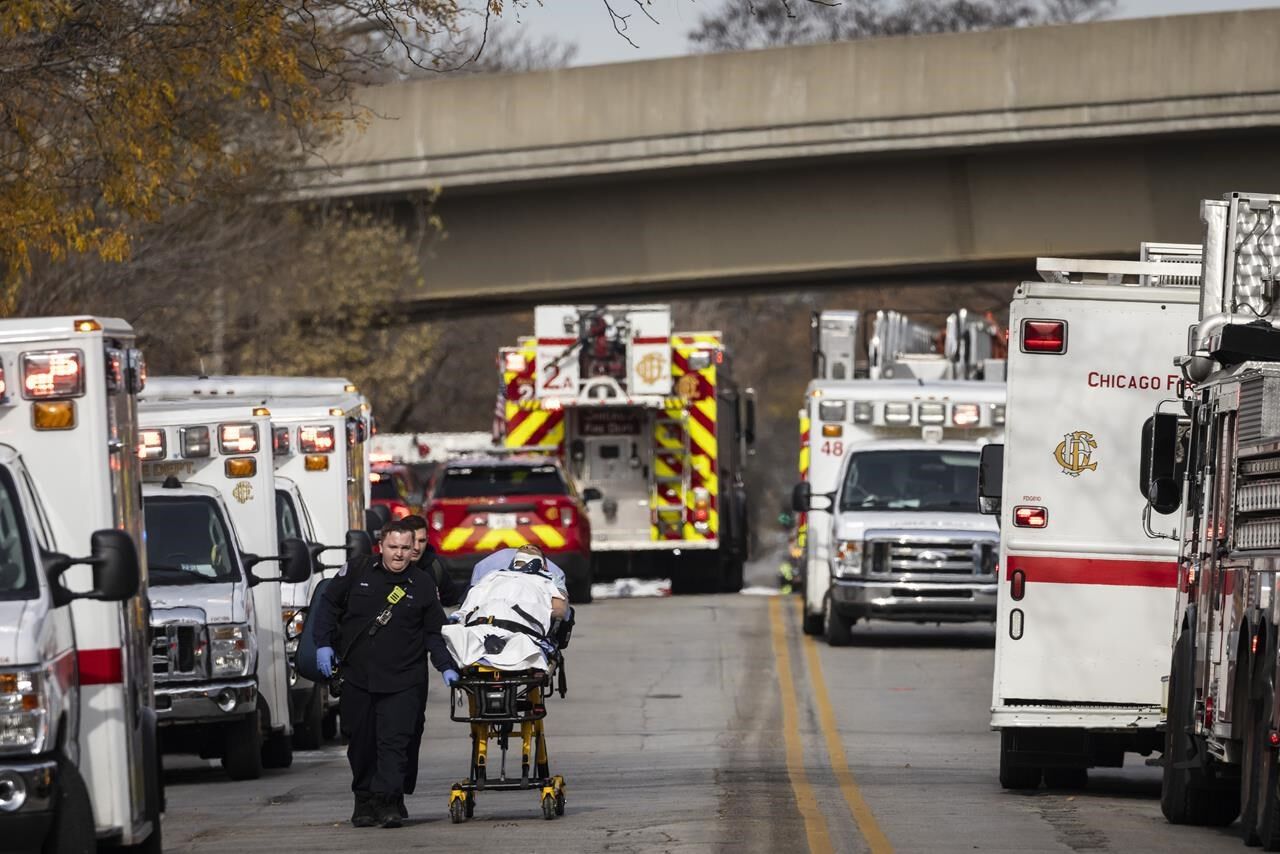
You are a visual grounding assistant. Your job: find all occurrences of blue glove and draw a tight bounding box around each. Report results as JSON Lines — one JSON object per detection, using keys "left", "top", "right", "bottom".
{"left": 317, "top": 646, "right": 337, "bottom": 679}
{"left": 442, "top": 668, "right": 460, "bottom": 687}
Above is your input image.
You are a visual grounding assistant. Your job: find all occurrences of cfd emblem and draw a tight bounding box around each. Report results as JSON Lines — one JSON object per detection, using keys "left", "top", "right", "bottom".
{"left": 232, "top": 482, "right": 254, "bottom": 504}
{"left": 636, "top": 353, "right": 667, "bottom": 385}
{"left": 675, "top": 373, "right": 700, "bottom": 400}
{"left": 1054, "top": 430, "right": 1098, "bottom": 477}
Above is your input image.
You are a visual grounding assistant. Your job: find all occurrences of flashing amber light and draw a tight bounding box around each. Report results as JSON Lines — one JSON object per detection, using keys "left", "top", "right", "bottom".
{"left": 74, "top": 319, "right": 102, "bottom": 333}
{"left": 22, "top": 351, "right": 83, "bottom": 399}
{"left": 225, "top": 457, "right": 256, "bottom": 478}
{"left": 1021, "top": 320, "right": 1067, "bottom": 354}
{"left": 344, "top": 383, "right": 358, "bottom": 393}
{"left": 253, "top": 407, "right": 270, "bottom": 417}
{"left": 329, "top": 407, "right": 344, "bottom": 417}
{"left": 1013, "top": 506, "right": 1048, "bottom": 528}
{"left": 33, "top": 401, "right": 75, "bottom": 430}
{"left": 138, "top": 429, "right": 166, "bottom": 461}
{"left": 304, "top": 454, "right": 329, "bottom": 472}
{"left": 300, "top": 425, "right": 335, "bottom": 453}
{"left": 219, "top": 423, "right": 259, "bottom": 454}
{"left": 822, "top": 424, "right": 843, "bottom": 438}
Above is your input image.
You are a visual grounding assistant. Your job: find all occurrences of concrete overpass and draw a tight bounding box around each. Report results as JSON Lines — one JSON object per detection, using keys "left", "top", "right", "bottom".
{"left": 294, "top": 10, "right": 1280, "bottom": 315}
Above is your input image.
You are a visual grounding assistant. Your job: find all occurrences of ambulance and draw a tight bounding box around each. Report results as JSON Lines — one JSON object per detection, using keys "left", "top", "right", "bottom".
{"left": 137, "top": 399, "right": 312, "bottom": 779}
{"left": 1144, "top": 192, "right": 1280, "bottom": 844}
{"left": 792, "top": 309, "right": 1006, "bottom": 645}
{"left": 0, "top": 317, "right": 161, "bottom": 851}
{"left": 141, "top": 377, "right": 372, "bottom": 749}
{"left": 979, "top": 248, "right": 1201, "bottom": 789}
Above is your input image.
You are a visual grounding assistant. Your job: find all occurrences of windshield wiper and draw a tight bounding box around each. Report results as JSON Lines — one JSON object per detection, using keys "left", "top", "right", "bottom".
{"left": 148, "top": 564, "right": 222, "bottom": 585}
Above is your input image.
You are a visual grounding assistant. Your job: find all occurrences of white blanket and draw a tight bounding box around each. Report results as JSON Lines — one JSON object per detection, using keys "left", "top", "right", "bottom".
{"left": 442, "top": 570, "right": 560, "bottom": 671}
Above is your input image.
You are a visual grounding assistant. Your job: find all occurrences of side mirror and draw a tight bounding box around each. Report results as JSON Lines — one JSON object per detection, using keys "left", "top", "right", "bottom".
{"left": 243, "top": 537, "right": 314, "bottom": 587}
{"left": 46, "top": 529, "right": 141, "bottom": 607}
{"left": 345, "top": 529, "right": 374, "bottom": 562}
{"left": 978, "top": 444, "right": 1004, "bottom": 517}
{"left": 1141, "top": 413, "right": 1186, "bottom": 515}
{"left": 791, "top": 482, "right": 811, "bottom": 514}
{"left": 582, "top": 487, "right": 603, "bottom": 502}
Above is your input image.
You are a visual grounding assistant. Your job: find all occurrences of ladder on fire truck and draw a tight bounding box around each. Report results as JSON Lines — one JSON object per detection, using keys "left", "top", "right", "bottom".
{"left": 1036, "top": 243, "right": 1202, "bottom": 286}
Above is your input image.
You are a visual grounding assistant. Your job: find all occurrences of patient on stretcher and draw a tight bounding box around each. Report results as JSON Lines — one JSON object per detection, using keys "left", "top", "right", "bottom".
{"left": 441, "top": 553, "right": 569, "bottom": 672}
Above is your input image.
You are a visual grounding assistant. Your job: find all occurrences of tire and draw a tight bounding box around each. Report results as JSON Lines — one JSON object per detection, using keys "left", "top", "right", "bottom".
{"left": 292, "top": 686, "right": 324, "bottom": 751}
{"left": 1241, "top": 645, "right": 1264, "bottom": 846}
{"left": 719, "top": 558, "right": 744, "bottom": 594}
{"left": 822, "top": 594, "right": 853, "bottom": 646}
{"left": 1256, "top": 673, "right": 1280, "bottom": 849}
{"left": 802, "top": 609, "right": 824, "bottom": 636}
{"left": 999, "top": 730, "right": 1042, "bottom": 790}
{"left": 1163, "top": 630, "right": 1241, "bottom": 826}
{"left": 42, "top": 759, "right": 95, "bottom": 854}
{"left": 221, "top": 712, "right": 263, "bottom": 781}
{"left": 1043, "top": 767, "right": 1088, "bottom": 790}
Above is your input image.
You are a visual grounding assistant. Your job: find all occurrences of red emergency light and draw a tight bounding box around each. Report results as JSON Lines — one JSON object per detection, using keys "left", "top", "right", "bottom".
{"left": 1021, "top": 320, "right": 1066, "bottom": 354}
{"left": 1013, "top": 505, "right": 1048, "bottom": 528}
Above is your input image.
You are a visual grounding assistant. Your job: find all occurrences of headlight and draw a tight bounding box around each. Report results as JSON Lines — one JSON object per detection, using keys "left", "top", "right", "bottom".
{"left": 283, "top": 609, "right": 306, "bottom": 657}
{"left": 833, "top": 540, "right": 864, "bottom": 578}
{"left": 210, "top": 624, "right": 253, "bottom": 678}
{"left": 0, "top": 670, "right": 48, "bottom": 756}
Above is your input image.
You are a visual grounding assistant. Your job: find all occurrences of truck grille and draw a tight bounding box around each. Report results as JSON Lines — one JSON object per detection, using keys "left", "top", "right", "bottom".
{"left": 151, "top": 622, "right": 207, "bottom": 681}
{"left": 867, "top": 538, "right": 997, "bottom": 577}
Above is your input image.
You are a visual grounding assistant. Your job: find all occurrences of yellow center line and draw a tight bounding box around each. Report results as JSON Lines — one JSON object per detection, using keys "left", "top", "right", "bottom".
{"left": 769, "top": 596, "right": 834, "bottom": 854}
{"left": 800, "top": 608, "right": 894, "bottom": 854}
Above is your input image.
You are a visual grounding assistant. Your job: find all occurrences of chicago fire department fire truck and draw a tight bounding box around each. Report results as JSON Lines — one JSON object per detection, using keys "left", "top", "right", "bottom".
{"left": 0, "top": 317, "right": 161, "bottom": 851}
{"left": 1143, "top": 192, "right": 1280, "bottom": 846}
{"left": 492, "top": 305, "right": 754, "bottom": 593}
{"left": 137, "top": 397, "right": 312, "bottom": 780}
{"left": 793, "top": 309, "right": 1006, "bottom": 645}
{"left": 978, "top": 247, "right": 1201, "bottom": 790}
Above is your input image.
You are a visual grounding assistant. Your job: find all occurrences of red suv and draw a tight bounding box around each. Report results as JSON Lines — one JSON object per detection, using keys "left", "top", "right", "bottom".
{"left": 371, "top": 462, "right": 418, "bottom": 521}
{"left": 425, "top": 456, "right": 595, "bottom": 602}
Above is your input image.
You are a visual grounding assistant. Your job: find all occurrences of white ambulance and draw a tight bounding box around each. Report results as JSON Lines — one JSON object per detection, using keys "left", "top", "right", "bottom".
{"left": 980, "top": 249, "right": 1201, "bottom": 789}
{"left": 0, "top": 317, "right": 161, "bottom": 851}
{"left": 137, "top": 400, "right": 312, "bottom": 779}
{"left": 793, "top": 310, "right": 1006, "bottom": 645}
{"left": 142, "top": 378, "right": 372, "bottom": 749}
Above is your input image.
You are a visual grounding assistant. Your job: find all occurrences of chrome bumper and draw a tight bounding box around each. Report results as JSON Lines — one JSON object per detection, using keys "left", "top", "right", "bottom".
{"left": 154, "top": 679, "right": 257, "bottom": 723}
{"left": 831, "top": 578, "right": 997, "bottom": 622}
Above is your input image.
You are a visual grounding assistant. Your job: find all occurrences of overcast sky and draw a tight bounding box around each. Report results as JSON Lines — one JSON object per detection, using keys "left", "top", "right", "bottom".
{"left": 495, "top": 0, "right": 1279, "bottom": 67}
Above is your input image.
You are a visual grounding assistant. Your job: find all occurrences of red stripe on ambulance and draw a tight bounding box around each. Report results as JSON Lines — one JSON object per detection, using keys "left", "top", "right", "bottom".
{"left": 78, "top": 648, "right": 124, "bottom": 685}
{"left": 1005, "top": 555, "right": 1178, "bottom": 588}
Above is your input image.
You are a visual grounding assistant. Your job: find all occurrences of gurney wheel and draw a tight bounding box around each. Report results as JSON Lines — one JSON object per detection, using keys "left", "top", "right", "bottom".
{"left": 554, "top": 789, "right": 565, "bottom": 816}
{"left": 449, "top": 798, "right": 466, "bottom": 824}
{"left": 541, "top": 793, "right": 556, "bottom": 821}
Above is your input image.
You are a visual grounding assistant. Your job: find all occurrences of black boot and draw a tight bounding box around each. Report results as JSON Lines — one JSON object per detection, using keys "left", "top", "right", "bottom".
{"left": 396, "top": 794, "right": 408, "bottom": 819}
{"left": 351, "top": 792, "right": 377, "bottom": 828}
{"left": 375, "top": 794, "right": 403, "bottom": 828}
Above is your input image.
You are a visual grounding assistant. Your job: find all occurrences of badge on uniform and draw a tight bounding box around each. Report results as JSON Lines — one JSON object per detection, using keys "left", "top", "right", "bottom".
{"left": 387, "top": 585, "right": 406, "bottom": 604}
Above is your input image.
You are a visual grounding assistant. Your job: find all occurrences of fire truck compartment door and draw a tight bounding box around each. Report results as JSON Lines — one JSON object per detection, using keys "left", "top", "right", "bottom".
{"left": 579, "top": 423, "right": 651, "bottom": 546}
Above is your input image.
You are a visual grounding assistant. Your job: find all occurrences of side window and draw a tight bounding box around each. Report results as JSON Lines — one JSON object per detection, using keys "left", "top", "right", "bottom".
{"left": 0, "top": 469, "right": 38, "bottom": 599}
{"left": 18, "top": 469, "right": 54, "bottom": 552}
{"left": 276, "top": 491, "right": 302, "bottom": 545}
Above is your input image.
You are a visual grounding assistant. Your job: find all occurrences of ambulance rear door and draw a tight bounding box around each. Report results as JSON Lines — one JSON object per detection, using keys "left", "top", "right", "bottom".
{"left": 995, "top": 282, "right": 1196, "bottom": 708}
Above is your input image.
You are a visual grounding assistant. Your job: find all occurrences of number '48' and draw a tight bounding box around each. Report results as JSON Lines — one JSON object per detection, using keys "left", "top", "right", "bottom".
{"left": 821, "top": 441, "right": 843, "bottom": 456}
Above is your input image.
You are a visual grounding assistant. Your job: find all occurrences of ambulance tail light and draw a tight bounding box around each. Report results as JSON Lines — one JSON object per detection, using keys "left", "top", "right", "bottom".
{"left": 852, "top": 401, "right": 873, "bottom": 424}
{"left": 1021, "top": 320, "right": 1067, "bottom": 354}
{"left": 225, "top": 457, "right": 256, "bottom": 478}
{"left": 272, "top": 426, "right": 291, "bottom": 457}
{"left": 299, "top": 425, "right": 335, "bottom": 454}
{"left": 1013, "top": 506, "right": 1048, "bottom": 528}
{"left": 219, "top": 423, "right": 259, "bottom": 454}
{"left": 180, "top": 426, "right": 211, "bottom": 458}
{"left": 138, "top": 429, "right": 166, "bottom": 461}
{"left": 32, "top": 402, "right": 75, "bottom": 431}
{"left": 952, "top": 404, "right": 981, "bottom": 427}
{"left": 0, "top": 669, "right": 48, "bottom": 755}
{"left": 22, "top": 351, "right": 83, "bottom": 399}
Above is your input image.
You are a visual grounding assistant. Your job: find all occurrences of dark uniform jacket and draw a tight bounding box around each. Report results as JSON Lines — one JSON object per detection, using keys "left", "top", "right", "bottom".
{"left": 310, "top": 556, "right": 455, "bottom": 693}
{"left": 417, "top": 545, "right": 463, "bottom": 608}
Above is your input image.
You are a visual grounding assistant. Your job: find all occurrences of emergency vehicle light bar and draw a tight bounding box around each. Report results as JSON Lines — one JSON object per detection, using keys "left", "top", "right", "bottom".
{"left": 299, "top": 425, "right": 335, "bottom": 453}
{"left": 22, "top": 351, "right": 83, "bottom": 399}
{"left": 219, "top": 423, "right": 258, "bottom": 454}
{"left": 272, "top": 426, "right": 290, "bottom": 456}
{"left": 138, "top": 429, "right": 166, "bottom": 461}
{"left": 181, "top": 426, "right": 211, "bottom": 458}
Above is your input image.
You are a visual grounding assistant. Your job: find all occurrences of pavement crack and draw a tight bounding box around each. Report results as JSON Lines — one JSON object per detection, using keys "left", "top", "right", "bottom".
{"left": 1034, "top": 797, "right": 1112, "bottom": 851}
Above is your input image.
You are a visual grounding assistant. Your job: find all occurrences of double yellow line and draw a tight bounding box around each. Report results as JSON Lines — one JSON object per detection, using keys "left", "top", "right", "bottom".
{"left": 768, "top": 597, "right": 893, "bottom": 854}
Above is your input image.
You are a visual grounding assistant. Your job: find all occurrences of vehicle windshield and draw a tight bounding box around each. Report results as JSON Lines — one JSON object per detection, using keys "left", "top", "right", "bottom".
{"left": 0, "top": 469, "right": 37, "bottom": 600}
{"left": 144, "top": 496, "right": 240, "bottom": 584}
{"left": 435, "top": 464, "right": 567, "bottom": 498}
{"left": 838, "top": 449, "right": 980, "bottom": 512}
{"left": 371, "top": 474, "right": 400, "bottom": 501}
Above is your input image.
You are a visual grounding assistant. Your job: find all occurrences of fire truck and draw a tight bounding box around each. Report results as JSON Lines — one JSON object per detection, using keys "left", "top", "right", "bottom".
{"left": 143, "top": 377, "right": 372, "bottom": 749}
{"left": 137, "top": 398, "right": 313, "bottom": 779}
{"left": 977, "top": 247, "right": 1201, "bottom": 790}
{"left": 493, "top": 305, "right": 754, "bottom": 593}
{"left": 793, "top": 309, "right": 1006, "bottom": 645}
{"left": 0, "top": 318, "right": 161, "bottom": 851}
{"left": 1144, "top": 192, "right": 1280, "bottom": 845}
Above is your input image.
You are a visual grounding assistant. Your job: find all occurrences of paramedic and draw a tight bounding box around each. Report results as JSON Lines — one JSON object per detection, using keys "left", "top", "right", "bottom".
{"left": 310, "top": 521, "right": 459, "bottom": 829}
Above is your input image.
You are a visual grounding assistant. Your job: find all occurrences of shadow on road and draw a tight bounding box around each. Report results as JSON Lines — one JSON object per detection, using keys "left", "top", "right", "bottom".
{"left": 843, "top": 623, "right": 997, "bottom": 650}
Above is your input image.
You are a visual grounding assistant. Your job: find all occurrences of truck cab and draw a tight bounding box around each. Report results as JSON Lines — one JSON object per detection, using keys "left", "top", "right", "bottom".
{"left": 794, "top": 310, "right": 1005, "bottom": 645}
{"left": 0, "top": 316, "right": 159, "bottom": 851}
{"left": 137, "top": 401, "right": 313, "bottom": 780}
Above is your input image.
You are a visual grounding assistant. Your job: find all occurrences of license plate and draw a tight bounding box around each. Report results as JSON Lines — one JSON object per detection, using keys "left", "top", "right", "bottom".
{"left": 487, "top": 513, "right": 517, "bottom": 530}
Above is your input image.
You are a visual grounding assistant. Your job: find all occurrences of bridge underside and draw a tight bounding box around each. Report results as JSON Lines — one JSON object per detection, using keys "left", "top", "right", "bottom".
{"left": 393, "top": 131, "right": 1280, "bottom": 320}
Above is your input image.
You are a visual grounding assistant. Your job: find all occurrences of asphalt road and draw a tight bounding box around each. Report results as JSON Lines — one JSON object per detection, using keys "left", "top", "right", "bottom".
{"left": 159, "top": 592, "right": 1245, "bottom": 854}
